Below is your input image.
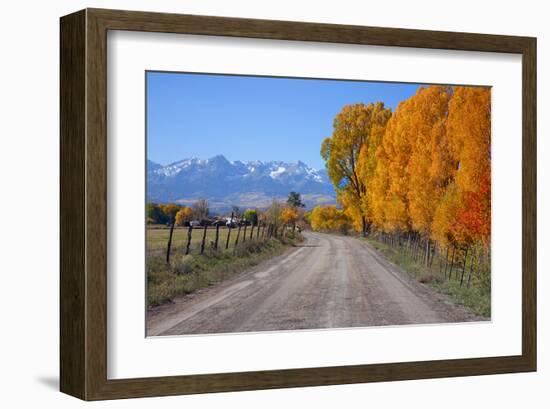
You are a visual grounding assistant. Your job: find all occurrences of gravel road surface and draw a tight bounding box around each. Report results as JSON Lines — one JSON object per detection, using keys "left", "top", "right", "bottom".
{"left": 147, "top": 231, "right": 480, "bottom": 336}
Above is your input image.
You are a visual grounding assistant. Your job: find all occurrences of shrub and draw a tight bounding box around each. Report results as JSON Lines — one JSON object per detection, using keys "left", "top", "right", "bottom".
{"left": 172, "top": 255, "right": 194, "bottom": 275}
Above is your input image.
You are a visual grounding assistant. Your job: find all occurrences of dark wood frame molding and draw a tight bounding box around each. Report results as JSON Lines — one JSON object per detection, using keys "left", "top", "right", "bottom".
{"left": 60, "top": 8, "right": 537, "bottom": 400}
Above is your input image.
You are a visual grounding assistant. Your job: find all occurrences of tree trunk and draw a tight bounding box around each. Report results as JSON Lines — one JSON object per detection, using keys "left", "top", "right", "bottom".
{"left": 361, "top": 216, "right": 367, "bottom": 238}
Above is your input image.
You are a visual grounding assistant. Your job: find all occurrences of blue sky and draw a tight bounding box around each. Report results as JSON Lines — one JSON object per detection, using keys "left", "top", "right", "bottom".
{"left": 147, "top": 72, "right": 422, "bottom": 169}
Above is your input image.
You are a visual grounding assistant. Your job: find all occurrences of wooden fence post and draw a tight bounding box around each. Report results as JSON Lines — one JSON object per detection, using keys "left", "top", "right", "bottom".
{"left": 256, "top": 222, "right": 260, "bottom": 239}
{"left": 460, "top": 251, "right": 467, "bottom": 286}
{"left": 243, "top": 224, "right": 247, "bottom": 242}
{"left": 225, "top": 212, "right": 234, "bottom": 250}
{"left": 448, "top": 246, "right": 456, "bottom": 280}
{"left": 166, "top": 221, "right": 175, "bottom": 264}
{"left": 437, "top": 245, "right": 443, "bottom": 275}
{"left": 249, "top": 223, "right": 254, "bottom": 240}
{"left": 200, "top": 226, "right": 207, "bottom": 254}
{"left": 214, "top": 224, "right": 220, "bottom": 250}
{"left": 235, "top": 224, "right": 242, "bottom": 246}
{"left": 425, "top": 239, "right": 430, "bottom": 267}
{"left": 185, "top": 225, "right": 193, "bottom": 255}
{"left": 225, "top": 225, "right": 231, "bottom": 250}
{"left": 467, "top": 258, "right": 474, "bottom": 288}
{"left": 443, "top": 246, "right": 449, "bottom": 278}
{"left": 460, "top": 246, "right": 470, "bottom": 286}
{"left": 429, "top": 242, "right": 436, "bottom": 267}
{"left": 455, "top": 247, "right": 462, "bottom": 280}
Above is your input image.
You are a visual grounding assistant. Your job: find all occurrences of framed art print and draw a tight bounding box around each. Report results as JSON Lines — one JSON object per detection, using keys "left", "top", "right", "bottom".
{"left": 60, "top": 8, "right": 536, "bottom": 400}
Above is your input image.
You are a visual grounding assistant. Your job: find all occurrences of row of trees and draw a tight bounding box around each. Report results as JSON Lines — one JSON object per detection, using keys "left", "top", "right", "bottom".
{"left": 152, "top": 193, "right": 307, "bottom": 263}
{"left": 147, "top": 191, "right": 306, "bottom": 231}
{"left": 309, "top": 205, "right": 350, "bottom": 233}
{"left": 147, "top": 199, "right": 209, "bottom": 226}
{"left": 318, "top": 85, "right": 491, "bottom": 254}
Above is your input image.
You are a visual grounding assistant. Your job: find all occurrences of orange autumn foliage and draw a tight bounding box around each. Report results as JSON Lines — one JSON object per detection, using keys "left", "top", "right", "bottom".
{"left": 447, "top": 87, "right": 491, "bottom": 246}
{"left": 160, "top": 203, "right": 180, "bottom": 223}
{"left": 405, "top": 86, "right": 452, "bottom": 236}
{"left": 322, "top": 85, "right": 491, "bottom": 250}
{"left": 175, "top": 206, "right": 193, "bottom": 226}
{"left": 281, "top": 207, "right": 299, "bottom": 225}
{"left": 321, "top": 102, "right": 392, "bottom": 236}
{"left": 310, "top": 205, "right": 350, "bottom": 232}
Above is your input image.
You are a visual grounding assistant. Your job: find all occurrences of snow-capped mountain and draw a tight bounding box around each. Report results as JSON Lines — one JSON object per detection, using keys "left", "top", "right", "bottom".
{"left": 147, "top": 155, "right": 336, "bottom": 212}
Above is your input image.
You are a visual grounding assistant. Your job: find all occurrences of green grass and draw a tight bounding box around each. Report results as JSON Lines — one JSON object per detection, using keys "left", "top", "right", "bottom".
{"left": 147, "top": 231, "right": 303, "bottom": 308}
{"left": 364, "top": 238, "right": 491, "bottom": 318}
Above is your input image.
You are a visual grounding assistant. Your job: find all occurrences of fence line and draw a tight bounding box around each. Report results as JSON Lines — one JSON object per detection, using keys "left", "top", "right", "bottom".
{"left": 374, "top": 231, "right": 489, "bottom": 288}
{"left": 162, "top": 221, "right": 291, "bottom": 262}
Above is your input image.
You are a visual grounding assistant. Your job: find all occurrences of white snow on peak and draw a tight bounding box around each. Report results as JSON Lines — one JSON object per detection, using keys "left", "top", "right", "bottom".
{"left": 153, "top": 157, "right": 197, "bottom": 176}
{"left": 151, "top": 155, "right": 326, "bottom": 183}
{"left": 269, "top": 166, "right": 287, "bottom": 179}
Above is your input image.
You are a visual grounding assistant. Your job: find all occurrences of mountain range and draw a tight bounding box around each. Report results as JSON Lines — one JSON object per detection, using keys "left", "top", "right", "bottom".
{"left": 147, "top": 155, "right": 336, "bottom": 212}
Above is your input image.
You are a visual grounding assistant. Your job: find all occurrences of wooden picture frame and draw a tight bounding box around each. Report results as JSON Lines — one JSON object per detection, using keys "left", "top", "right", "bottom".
{"left": 60, "top": 8, "right": 536, "bottom": 400}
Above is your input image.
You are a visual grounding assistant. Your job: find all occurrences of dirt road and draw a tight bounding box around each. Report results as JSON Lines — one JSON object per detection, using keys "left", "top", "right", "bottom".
{"left": 147, "top": 232, "right": 479, "bottom": 336}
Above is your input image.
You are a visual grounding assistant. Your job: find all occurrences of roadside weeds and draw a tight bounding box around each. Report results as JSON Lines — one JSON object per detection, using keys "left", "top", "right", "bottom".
{"left": 362, "top": 237, "right": 491, "bottom": 318}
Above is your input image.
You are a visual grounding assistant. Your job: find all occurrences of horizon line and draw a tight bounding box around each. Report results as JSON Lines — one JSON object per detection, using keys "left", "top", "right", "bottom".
{"left": 148, "top": 154, "right": 325, "bottom": 171}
